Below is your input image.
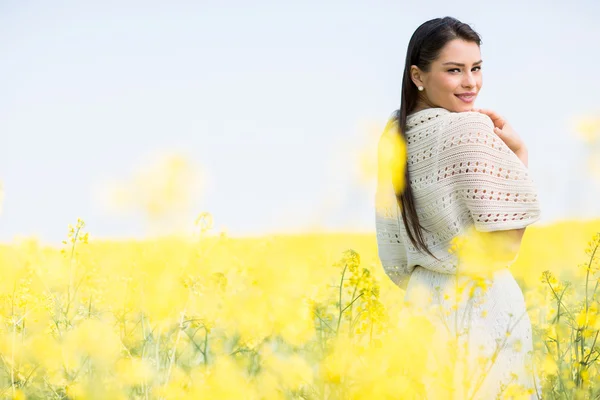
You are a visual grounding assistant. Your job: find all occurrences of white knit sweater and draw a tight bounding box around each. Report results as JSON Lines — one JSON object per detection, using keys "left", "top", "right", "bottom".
{"left": 375, "top": 107, "right": 541, "bottom": 289}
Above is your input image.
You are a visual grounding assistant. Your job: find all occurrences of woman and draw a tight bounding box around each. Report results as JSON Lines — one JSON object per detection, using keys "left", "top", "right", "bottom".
{"left": 375, "top": 17, "right": 542, "bottom": 399}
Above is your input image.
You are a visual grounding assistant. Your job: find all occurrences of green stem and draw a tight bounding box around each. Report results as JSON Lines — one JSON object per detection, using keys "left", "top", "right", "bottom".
{"left": 583, "top": 330, "right": 600, "bottom": 365}
{"left": 336, "top": 264, "right": 348, "bottom": 334}
{"left": 203, "top": 326, "right": 209, "bottom": 366}
{"left": 66, "top": 226, "right": 81, "bottom": 318}
{"left": 163, "top": 311, "right": 185, "bottom": 393}
{"left": 340, "top": 293, "right": 364, "bottom": 315}
{"left": 313, "top": 310, "right": 335, "bottom": 333}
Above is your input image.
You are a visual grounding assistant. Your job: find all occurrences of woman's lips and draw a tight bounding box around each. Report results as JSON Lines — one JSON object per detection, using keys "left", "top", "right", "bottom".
{"left": 456, "top": 94, "right": 475, "bottom": 103}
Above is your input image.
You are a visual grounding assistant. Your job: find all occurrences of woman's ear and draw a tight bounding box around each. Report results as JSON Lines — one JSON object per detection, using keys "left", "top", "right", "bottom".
{"left": 410, "top": 65, "right": 424, "bottom": 88}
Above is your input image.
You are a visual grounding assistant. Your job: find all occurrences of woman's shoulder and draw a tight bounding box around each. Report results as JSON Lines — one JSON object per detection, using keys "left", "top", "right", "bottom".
{"left": 439, "top": 110, "right": 516, "bottom": 162}
{"left": 393, "top": 108, "right": 496, "bottom": 138}
{"left": 406, "top": 107, "right": 450, "bottom": 130}
{"left": 423, "top": 110, "right": 496, "bottom": 143}
{"left": 405, "top": 107, "right": 492, "bottom": 132}
{"left": 444, "top": 110, "right": 495, "bottom": 131}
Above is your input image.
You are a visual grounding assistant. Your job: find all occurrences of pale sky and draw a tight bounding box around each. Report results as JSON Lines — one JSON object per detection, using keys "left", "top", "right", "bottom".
{"left": 2, "top": 0, "right": 600, "bottom": 245}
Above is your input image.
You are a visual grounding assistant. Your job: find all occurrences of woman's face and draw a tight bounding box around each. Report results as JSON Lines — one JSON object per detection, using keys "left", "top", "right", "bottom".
{"left": 411, "top": 39, "right": 482, "bottom": 113}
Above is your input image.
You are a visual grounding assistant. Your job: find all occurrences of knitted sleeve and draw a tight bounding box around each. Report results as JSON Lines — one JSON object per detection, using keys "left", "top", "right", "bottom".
{"left": 443, "top": 112, "right": 541, "bottom": 232}
{"left": 375, "top": 122, "right": 411, "bottom": 289}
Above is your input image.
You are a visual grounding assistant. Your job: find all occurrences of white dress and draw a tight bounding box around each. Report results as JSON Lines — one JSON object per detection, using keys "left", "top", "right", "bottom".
{"left": 375, "top": 108, "right": 542, "bottom": 399}
{"left": 405, "top": 266, "right": 541, "bottom": 399}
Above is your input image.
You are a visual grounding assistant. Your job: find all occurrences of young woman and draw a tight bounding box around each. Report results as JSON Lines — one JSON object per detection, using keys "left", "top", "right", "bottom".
{"left": 375, "top": 17, "right": 542, "bottom": 399}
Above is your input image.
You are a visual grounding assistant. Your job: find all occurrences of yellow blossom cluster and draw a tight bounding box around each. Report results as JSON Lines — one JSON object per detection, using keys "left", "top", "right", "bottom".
{"left": 0, "top": 212, "right": 599, "bottom": 398}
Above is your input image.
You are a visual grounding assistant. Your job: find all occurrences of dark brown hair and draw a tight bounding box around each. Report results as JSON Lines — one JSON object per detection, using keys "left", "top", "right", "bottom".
{"left": 389, "top": 17, "right": 482, "bottom": 260}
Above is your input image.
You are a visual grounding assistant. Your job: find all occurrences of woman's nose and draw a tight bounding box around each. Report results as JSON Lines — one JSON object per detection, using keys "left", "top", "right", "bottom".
{"left": 463, "top": 72, "right": 476, "bottom": 88}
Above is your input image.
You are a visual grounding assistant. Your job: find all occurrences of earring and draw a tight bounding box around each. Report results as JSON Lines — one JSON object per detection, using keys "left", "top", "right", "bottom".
{"left": 418, "top": 86, "right": 424, "bottom": 91}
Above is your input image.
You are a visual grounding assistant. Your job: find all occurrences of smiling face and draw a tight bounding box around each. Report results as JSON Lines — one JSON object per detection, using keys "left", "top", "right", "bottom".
{"left": 410, "top": 39, "right": 483, "bottom": 113}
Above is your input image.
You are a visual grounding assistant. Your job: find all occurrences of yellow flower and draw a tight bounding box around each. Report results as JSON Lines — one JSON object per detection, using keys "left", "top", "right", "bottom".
{"left": 577, "top": 309, "right": 588, "bottom": 327}
{"left": 574, "top": 116, "right": 600, "bottom": 144}
{"left": 115, "top": 357, "right": 154, "bottom": 386}
{"left": 541, "top": 354, "right": 557, "bottom": 375}
{"left": 377, "top": 121, "right": 407, "bottom": 195}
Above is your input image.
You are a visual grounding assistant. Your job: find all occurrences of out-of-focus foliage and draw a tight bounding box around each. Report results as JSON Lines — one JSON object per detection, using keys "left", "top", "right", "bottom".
{"left": 99, "top": 153, "right": 206, "bottom": 236}
{"left": 572, "top": 113, "right": 600, "bottom": 180}
{"left": 0, "top": 216, "right": 599, "bottom": 399}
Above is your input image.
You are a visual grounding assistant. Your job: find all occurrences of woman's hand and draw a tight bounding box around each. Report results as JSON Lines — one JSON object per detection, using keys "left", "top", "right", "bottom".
{"left": 472, "top": 107, "right": 527, "bottom": 154}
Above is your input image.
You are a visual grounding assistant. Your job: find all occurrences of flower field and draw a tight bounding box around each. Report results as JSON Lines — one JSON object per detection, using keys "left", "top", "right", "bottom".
{"left": 1, "top": 215, "right": 599, "bottom": 399}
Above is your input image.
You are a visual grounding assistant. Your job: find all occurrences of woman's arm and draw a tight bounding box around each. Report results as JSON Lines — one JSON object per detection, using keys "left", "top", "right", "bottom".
{"left": 515, "top": 147, "right": 528, "bottom": 168}
{"left": 482, "top": 145, "right": 530, "bottom": 258}
{"left": 445, "top": 112, "right": 541, "bottom": 233}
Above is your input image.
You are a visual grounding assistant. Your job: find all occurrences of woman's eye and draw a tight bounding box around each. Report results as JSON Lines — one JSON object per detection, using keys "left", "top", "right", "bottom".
{"left": 449, "top": 66, "right": 482, "bottom": 73}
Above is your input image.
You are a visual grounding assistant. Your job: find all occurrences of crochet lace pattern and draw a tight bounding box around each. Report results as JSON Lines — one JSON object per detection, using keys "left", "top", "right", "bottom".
{"left": 375, "top": 108, "right": 541, "bottom": 288}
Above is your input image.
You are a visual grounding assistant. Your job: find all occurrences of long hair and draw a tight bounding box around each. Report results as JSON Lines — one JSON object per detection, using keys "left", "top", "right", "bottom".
{"left": 390, "top": 17, "right": 482, "bottom": 260}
